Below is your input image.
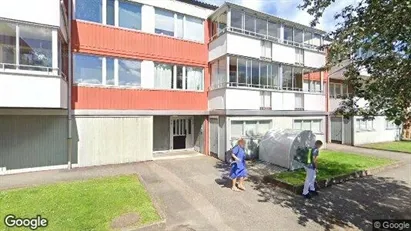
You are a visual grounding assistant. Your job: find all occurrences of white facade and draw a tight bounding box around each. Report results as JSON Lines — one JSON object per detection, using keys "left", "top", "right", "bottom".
{"left": 353, "top": 116, "right": 400, "bottom": 145}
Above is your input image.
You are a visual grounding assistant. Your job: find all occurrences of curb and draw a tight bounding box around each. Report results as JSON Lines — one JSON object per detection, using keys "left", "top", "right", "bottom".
{"left": 132, "top": 174, "right": 167, "bottom": 231}
{"left": 263, "top": 161, "right": 404, "bottom": 195}
{"left": 357, "top": 145, "right": 411, "bottom": 154}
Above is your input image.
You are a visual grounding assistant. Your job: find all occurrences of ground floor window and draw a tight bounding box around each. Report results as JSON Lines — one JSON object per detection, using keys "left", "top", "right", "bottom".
{"left": 293, "top": 119, "right": 322, "bottom": 133}
{"left": 385, "top": 119, "right": 398, "bottom": 130}
{"left": 356, "top": 118, "right": 374, "bottom": 132}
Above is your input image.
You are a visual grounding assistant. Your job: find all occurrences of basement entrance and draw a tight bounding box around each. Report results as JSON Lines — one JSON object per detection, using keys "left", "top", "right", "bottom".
{"left": 170, "top": 116, "right": 194, "bottom": 150}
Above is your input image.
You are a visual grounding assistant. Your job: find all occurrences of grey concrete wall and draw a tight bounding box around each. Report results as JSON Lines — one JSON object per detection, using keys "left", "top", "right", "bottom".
{"left": 153, "top": 116, "right": 170, "bottom": 151}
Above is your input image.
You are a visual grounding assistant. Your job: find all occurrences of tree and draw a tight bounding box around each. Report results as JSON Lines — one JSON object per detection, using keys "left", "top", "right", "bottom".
{"left": 299, "top": 0, "right": 411, "bottom": 128}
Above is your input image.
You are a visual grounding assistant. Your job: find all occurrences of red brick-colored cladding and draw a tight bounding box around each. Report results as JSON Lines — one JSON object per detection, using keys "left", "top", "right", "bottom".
{"left": 303, "top": 71, "right": 328, "bottom": 82}
{"left": 71, "top": 21, "right": 208, "bottom": 66}
{"left": 72, "top": 86, "right": 208, "bottom": 110}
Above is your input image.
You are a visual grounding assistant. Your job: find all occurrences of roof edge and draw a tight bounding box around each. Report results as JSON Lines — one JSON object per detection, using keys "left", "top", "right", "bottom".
{"left": 176, "top": 0, "right": 219, "bottom": 10}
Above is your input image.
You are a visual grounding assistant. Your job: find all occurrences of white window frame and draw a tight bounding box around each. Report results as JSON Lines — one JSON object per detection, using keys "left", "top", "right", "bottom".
{"left": 154, "top": 62, "right": 204, "bottom": 91}
{"left": 230, "top": 120, "right": 273, "bottom": 139}
{"left": 293, "top": 119, "right": 323, "bottom": 134}
{"left": 385, "top": 119, "right": 398, "bottom": 130}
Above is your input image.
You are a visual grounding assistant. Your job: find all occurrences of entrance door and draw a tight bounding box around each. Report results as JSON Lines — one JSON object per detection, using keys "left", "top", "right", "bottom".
{"left": 331, "top": 117, "right": 343, "bottom": 143}
{"left": 170, "top": 116, "right": 194, "bottom": 150}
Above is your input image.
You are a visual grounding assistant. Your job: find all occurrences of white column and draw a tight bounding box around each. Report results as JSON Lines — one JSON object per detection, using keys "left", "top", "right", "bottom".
{"left": 102, "top": 57, "right": 107, "bottom": 85}
{"left": 72, "top": 0, "right": 76, "bottom": 19}
{"left": 102, "top": 0, "right": 107, "bottom": 24}
{"left": 227, "top": 8, "right": 231, "bottom": 28}
{"left": 114, "top": 59, "right": 119, "bottom": 86}
{"left": 182, "top": 66, "right": 186, "bottom": 89}
{"left": 15, "top": 25, "right": 20, "bottom": 67}
{"left": 279, "top": 24, "right": 284, "bottom": 42}
{"left": 226, "top": 56, "right": 230, "bottom": 85}
{"left": 114, "top": 0, "right": 119, "bottom": 27}
{"left": 141, "top": 61, "right": 154, "bottom": 88}
{"left": 278, "top": 64, "right": 283, "bottom": 89}
{"left": 320, "top": 71, "right": 324, "bottom": 92}
{"left": 173, "top": 65, "right": 177, "bottom": 89}
{"left": 52, "top": 30, "right": 58, "bottom": 74}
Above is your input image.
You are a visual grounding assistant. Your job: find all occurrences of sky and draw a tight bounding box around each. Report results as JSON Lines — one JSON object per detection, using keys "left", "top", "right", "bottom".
{"left": 202, "top": 0, "right": 359, "bottom": 32}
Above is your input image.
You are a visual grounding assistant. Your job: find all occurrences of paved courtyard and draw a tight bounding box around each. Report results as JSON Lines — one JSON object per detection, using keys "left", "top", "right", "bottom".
{"left": 1, "top": 145, "right": 410, "bottom": 231}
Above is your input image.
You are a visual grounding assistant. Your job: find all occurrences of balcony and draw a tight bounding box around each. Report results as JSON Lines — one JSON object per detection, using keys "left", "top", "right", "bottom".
{"left": 0, "top": 63, "right": 68, "bottom": 109}
{"left": 208, "top": 84, "right": 326, "bottom": 113}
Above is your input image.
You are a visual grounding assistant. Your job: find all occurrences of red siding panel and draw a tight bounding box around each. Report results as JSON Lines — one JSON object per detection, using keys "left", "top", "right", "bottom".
{"left": 72, "top": 21, "right": 208, "bottom": 66}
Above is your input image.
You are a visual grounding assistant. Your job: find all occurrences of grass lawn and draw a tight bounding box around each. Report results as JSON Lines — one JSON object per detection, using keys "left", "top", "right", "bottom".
{"left": 269, "top": 150, "right": 395, "bottom": 186}
{"left": 362, "top": 141, "right": 411, "bottom": 153}
{"left": 0, "top": 175, "right": 161, "bottom": 230}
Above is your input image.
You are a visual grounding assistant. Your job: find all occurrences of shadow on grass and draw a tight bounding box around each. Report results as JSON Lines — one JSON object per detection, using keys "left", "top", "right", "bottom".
{"left": 214, "top": 160, "right": 411, "bottom": 231}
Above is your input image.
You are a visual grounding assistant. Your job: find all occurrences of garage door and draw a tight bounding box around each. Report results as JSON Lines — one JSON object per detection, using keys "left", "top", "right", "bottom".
{"left": 0, "top": 115, "right": 67, "bottom": 171}
{"left": 74, "top": 116, "right": 153, "bottom": 167}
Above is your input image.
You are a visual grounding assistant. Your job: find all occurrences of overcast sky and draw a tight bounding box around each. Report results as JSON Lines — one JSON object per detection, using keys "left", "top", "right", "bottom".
{"left": 202, "top": 0, "right": 359, "bottom": 32}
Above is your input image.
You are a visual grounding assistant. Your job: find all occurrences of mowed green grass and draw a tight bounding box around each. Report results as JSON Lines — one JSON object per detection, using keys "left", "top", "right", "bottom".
{"left": 362, "top": 141, "right": 411, "bottom": 153}
{"left": 269, "top": 150, "right": 395, "bottom": 186}
{"left": 0, "top": 175, "right": 161, "bottom": 230}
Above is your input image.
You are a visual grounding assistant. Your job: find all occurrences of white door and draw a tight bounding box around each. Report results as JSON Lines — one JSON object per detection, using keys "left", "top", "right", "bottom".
{"left": 170, "top": 116, "right": 194, "bottom": 150}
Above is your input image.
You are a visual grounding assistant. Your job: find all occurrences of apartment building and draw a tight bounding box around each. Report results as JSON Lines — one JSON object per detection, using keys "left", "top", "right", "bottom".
{"left": 0, "top": 0, "right": 330, "bottom": 174}
{"left": 328, "top": 51, "right": 401, "bottom": 145}
{"left": 207, "top": 2, "right": 328, "bottom": 159}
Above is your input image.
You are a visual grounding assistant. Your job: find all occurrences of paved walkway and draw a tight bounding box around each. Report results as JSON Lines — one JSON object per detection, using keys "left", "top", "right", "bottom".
{"left": 1, "top": 146, "right": 410, "bottom": 231}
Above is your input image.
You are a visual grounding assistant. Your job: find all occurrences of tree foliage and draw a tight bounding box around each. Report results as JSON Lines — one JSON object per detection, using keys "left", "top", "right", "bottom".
{"left": 299, "top": 0, "right": 411, "bottom": 126}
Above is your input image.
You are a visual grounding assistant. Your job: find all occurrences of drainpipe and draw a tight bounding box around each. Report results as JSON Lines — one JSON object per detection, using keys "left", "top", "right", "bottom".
{"left": 67, "top": 0, "right": 73, "bottom": 169}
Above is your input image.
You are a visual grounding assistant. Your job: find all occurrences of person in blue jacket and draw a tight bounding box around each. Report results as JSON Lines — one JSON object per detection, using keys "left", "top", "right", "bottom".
{"left": 230, "top": 138, "right": 248, "bottom": 191}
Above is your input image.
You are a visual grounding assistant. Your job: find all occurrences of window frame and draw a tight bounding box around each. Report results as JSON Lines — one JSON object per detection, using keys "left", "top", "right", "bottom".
{"left": 230, "top": 119, "right": 273, "bottom": 139}
{"left": 293, "top": 119, "right": 323, "bottom": 134}
{"left": 385, "top": 119, "right": 398, "bottom": 130}
{"left": 356, "top": 118, "right": 375, "bottom": 132}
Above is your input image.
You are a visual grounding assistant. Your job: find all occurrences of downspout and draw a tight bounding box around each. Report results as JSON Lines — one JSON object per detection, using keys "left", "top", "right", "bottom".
{"left": 67, "top": 0, "right": 73, "bottom": 169}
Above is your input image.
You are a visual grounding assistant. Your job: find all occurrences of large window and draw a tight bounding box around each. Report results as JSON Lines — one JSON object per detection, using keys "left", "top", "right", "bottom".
{"left": 386, "top": 119, "right": 398, "bottom": 130}
{"left": 256, "top": 18, "right": 267, "bottom": 38}
{"left": 282, "top": 65, "right": 293, "bottom": 90}
{"left": 231, "top": 120, "right": 272, "bottom": 139}
{"left": 244, "top": 13, "right": 255, "bottom": 34}
{"left": 294, "top": 28, "right": 303, "bottom": 44}
{"left": 107, "top": 0, "right": 115, "bottom": 25}
{"left": 251, "top": 60, "right": 259, "bottom": 86}
{"left": 231, "top": 9, "right": 243, "bottom": 32}
{"left": 186, "top": 67, "right": 203, "bottom": 90}
{"left": 267, "top": 21, "right": 279, "bottom": 40}
{"left": 155, "top": 63, "right": 203, "bottom": 90}
{"left": 0, "top": 21, "right": 59, "bottom": 72}
{"left": 75, "top": 0, "right": 102, "bottom": 23}
{"left": 293, "top": 119, "right": 322, "bottom": 133}
{"left": 74, "top": 54, "right": 103, "bottom": 84}
{"left": 118, "top": 0, "right": 141, "bottom": 30}
{"left": 19, "top": 25, "right": 53, "bottom": 70}
{"left": 0, "top": 21, "right": 16, "bottom": 66}
{"left": 155, "top": 8, "right": 204, "bottom": 42}
{"left": 154, "top": 63, "right": 173, "bottom": 89}
{"left": 238, "top": 58, "right": 246, "bottom": 86}
{"left": 229, "top": 56, "right": 237, "bottom": 86}
{"left": 74, "top": 53, "right": 141, "bottom": 87}
{"left": 283, "top": 26, "right": 293, "bottom": 42}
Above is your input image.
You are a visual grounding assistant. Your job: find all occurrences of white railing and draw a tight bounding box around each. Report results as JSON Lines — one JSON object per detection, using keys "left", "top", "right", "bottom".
{"left": 0, "top": 63, "right": 67, "bottom": 81}
{"left": 210, "top": 81, "right": 323, "bottom": 93}
{"left": 212, "top": 26, "right": 325, "bottom": 53}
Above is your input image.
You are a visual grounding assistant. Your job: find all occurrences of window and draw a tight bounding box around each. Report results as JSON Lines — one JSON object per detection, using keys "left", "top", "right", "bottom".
{"left": 260, "top": 62, "right": 268, "bottom": 87}
{"left": 176, "top": 14, "right": 184, "bottom": 39}
{"left": 293, "top": 68, "right": 303, "bottom": 90}
{"left": 19, "top": 25, "right": 53, "bottom": 70}
{"left": 295, "top": 93, "right": 304, "bottom": 110}
{"left": 244, "top": 14, "right": 255, "bottom": 34}
{"left": 293, "top": 119, "right": 322, "bottom": 133}
{"left": 107, "top": 0, "right": 115, "bottom": 25}
{"left": 75, "top": 0, "right": 102, "bottom": 23}
{"left": 229, "top": 56, "right": 237, "bottom": 85}
{"left": 74, "top": 53, "right": 103, "bottom": 84}
{"left": 294, "top": 28, "right": 303, "bottom": 44}
{"left": 217, "top": 12, "right": 227, "bottom": 33}
{"left": 335, "top": 83, "right": 342, "bottom": 98}
{"left": 185, "top": 16, "right": 204, "bottom": 42}
{"left": 282, "top": 65, "right": 293, "bottom": 90}
{"left": 176, "top": 66, "right": 183, "bottom": 89}
{"left": 118, "top": 0, "right": 141, "bottom": 30}
{"left": 238, "top": 58, "right": 246, "bottom": 86}
{"left": 231, "top": 120, "right": 272, "bottom": 138}
{"left": 261, "top": 41, "right": 272, "bottom": 59}
{"left": 271, "top": 64, "right": 279, "bottom": 88}
{"left": 155, "top": 9, "right": 174, "bottom": 36}
{"left": 231, "top": 9, "right": 243, "bottom": 31}
{"left": 0, "top": 21, "right": 16, "bottom": 66}
{"left": 386, "top": 119, "right": 398, "bottom": 130}
{"left": 304, "top": 31, "right": 313, "bottom": 47}
{"left": 256, "top": 18, "right": 267, "bottom": 38}
{"left": 267, "top": 21, "right": 279, "bottom": 39}
{"left": 313, "top": 34, "right": 322, "bottom": 47}
{"left": 118, "top": 59, "right": 141, "bottom": 86}
{"left": 185, "top": 67, "right": 203, "bottom": 90}
{"left": 260, "top": 91, "right": 271, "bottom": 109}
{"left": 356, "top": 119, "right": 374, "bottom": 131}
{"left": 217, "top": 57, "right": 227, "bottom": 86}
{"left": 154, "top": 63, "right": 173, "bottom": 89}
{"left": 295, "top": 48, "right": 304, "bottom": 65}
{"left": 106, "top": 57, "right": 115, "bottom": 85}
{"left": 251, "top": 60, "right": 259, "bottom": 86}
{"left": 284, "top": 26, "right": 293, "bottom": 42}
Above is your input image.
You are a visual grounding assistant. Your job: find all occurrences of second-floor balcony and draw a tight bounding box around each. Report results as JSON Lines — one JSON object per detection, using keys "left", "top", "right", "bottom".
{"left": 0, "top": 19, "right": 68, "bottom": 109}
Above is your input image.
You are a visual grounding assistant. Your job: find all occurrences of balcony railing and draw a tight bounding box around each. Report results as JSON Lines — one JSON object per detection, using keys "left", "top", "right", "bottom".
{"left": 0, "top": 63, "right": 67, "bottom": 81}
{"left": 210, "top": 81, "right": 323, "bottom": 93}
